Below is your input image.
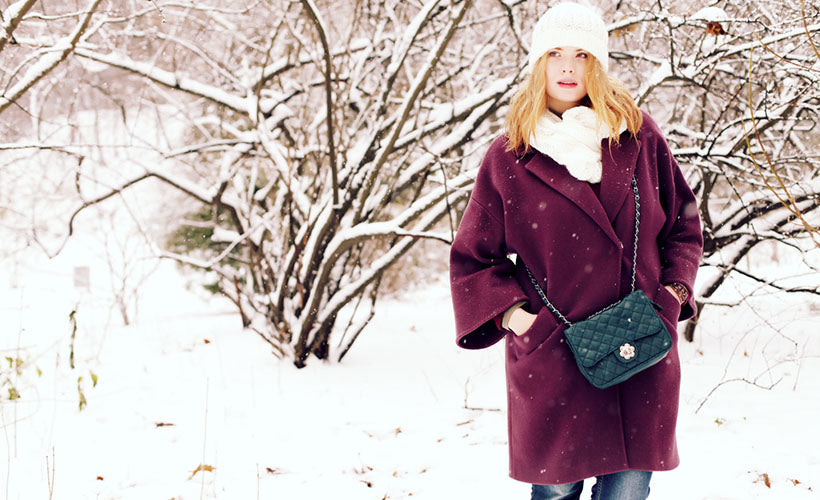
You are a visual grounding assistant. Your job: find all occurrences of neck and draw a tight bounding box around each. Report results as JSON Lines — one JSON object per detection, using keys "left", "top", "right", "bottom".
{"left": 548, "top": 104, "right": 570, "bottom": 117}
{"left": 548, "top": 96, "right": 592, "bottom": 116}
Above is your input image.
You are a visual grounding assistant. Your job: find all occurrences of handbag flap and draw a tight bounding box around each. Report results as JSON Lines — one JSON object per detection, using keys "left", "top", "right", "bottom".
{"left": 563, "top": 290, "right": 666, "bottom": 368}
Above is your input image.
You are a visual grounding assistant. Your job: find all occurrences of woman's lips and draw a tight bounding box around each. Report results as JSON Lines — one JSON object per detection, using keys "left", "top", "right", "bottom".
{"left": 558, "top": 81, "right": 577, "bottom": 87}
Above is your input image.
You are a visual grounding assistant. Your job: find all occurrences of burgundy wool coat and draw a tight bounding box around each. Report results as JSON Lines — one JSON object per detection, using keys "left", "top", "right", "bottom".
{"left": 449, "top": 111, "right": 703, "bottom": 485}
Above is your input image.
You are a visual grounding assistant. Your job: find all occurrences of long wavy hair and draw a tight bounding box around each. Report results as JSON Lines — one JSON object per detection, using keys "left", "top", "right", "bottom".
{"left": 505, "top": 53, "right": 643, "bottom": 154}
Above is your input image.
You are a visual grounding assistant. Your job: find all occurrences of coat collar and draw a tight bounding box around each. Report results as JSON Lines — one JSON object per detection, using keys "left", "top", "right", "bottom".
{"left": 521, "top": 134, "right": 641, "bottom": 247}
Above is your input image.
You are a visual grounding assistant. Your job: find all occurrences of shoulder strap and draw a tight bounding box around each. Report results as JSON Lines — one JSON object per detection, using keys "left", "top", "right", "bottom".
{"left": 525, "top": 175, "right": 641, "bottom": 324}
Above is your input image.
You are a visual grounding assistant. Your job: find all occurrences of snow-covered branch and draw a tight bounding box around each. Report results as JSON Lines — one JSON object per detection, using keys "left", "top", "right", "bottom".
{"left": 73, "top": 48, "right": 252, "bottom": 116}
{"left": 353, "top": 0, "right": 473, "bottom": 222}
{"left": 299, "top": 0, "right": 339, "bottom": 207}
{"left": 0, "top": 0, "right": 103, "bottom": 113}
{"left": 0, "top": 0, "right": 37, "bottom": 53}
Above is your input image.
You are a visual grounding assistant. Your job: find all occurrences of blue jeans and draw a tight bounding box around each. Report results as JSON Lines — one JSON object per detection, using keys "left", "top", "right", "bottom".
{"left": 531, "top": 470, "right": 652, "bottom": 500}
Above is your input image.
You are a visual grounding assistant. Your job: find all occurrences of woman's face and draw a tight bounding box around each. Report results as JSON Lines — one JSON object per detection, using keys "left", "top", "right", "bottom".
{"left": 544, "top": 46, "right": 589, "bottom": 115}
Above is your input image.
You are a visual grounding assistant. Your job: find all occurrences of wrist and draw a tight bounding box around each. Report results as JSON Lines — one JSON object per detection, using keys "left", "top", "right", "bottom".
{"left": 665, "top": 282, "right": 688, "bottom": 305}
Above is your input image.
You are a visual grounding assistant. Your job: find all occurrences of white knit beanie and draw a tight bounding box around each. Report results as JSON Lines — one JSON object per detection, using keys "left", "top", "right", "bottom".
{"left": 528, "top": 2, "right": 609, "bottom": 74}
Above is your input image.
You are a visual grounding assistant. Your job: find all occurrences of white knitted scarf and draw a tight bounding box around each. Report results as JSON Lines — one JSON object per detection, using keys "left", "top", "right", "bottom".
{"left": 529, "top": 106, "right": 627, "bottom": 184}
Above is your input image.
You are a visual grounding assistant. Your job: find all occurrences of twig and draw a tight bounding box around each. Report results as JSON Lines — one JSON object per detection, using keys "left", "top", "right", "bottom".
{"left": 69, "top": 307, "right": 78, "bottom": 370}
{"left": 792, "top": 338, "right": 813, "bottom": 391}
{"left": 463, "top": 378, "right": 501, "bottom": 412}
{"left": 695, "top": 376, "right": 782, "bottom": 414}
{"left": 800, "top": 0, "right": 820, "bottom": 61}
{"left": 46, "top": 447, "right": 55, "bottom": 500}
{"left": 2, "top": 400, "right": 10, "bottom": 500}
{"left": 147, "top": 0, "right": 167, "bottom": 23}
{"left": 741, "top": 47, "right": 820, "bottom": 248}
{"left": 464, "top": 405, "right": 502, "bottom": 412}
{"left": 200, "top": 378, "right": 209, "bottom": 500}
{"left": 712, "top": 264, "right": 820, "bottom": 295}
{"left": 496, "top": 0, "right": 526, "bottom": 54}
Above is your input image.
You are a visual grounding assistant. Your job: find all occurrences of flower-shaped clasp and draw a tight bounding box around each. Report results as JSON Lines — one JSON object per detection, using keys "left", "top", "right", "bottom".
{"left": 619, "top": 343, "right": 636, "bottom": 360}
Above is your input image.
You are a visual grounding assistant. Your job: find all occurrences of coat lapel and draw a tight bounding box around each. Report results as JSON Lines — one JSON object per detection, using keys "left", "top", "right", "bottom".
{"left": 521, "top": 135, "right": 641, "bottom": 247}
{"left": 522, "top": 152, "right": 620, "bottom": 247}
{"left": 599, "top": 135, "right": 641, "bottom": 224}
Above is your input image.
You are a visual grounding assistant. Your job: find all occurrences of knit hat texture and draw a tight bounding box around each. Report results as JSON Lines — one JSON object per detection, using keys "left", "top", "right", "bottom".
{"left": 528, "top": 2, "right": 609, "bottom": 74}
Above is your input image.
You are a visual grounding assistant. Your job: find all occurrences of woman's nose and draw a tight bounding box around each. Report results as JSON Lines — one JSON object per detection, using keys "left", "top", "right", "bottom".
{"left": 562, "top": 66, "right": 573, "bottom": 74}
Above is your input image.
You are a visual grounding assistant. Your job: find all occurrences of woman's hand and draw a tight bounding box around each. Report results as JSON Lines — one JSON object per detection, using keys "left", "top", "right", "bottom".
{"left": 508, "top": 308, "right": 538, "bottom": 336}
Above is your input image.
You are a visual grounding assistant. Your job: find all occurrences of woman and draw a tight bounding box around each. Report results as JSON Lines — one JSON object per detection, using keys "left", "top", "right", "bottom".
{"left": 449, "top": 3, "right": 703, "bottom": 499}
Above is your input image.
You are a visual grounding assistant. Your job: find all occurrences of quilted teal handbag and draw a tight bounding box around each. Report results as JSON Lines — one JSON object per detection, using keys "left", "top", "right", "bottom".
{"left": 525, "top": 175, "right": 672, "bottom": 389}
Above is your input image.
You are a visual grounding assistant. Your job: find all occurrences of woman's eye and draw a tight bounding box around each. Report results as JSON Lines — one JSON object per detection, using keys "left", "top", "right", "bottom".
{"left": 548, "top": 51, "right": 560, "bottom": 57}
{"left": 577, "top": 52, "right": 588, "bottom": 58}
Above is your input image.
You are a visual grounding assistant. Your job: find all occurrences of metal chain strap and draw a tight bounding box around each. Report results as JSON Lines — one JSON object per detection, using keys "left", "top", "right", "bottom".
{"left": 525, "top": 266, "right": 573, "bottom": 326}
{"left": 629, "top": 175, "right": 640, "bottom": 292}
{"left": 525, "top": 174, "right": 642, "bottom": 325}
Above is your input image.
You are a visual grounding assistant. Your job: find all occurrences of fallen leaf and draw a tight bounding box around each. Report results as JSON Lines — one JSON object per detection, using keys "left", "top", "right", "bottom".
{"left": 761, "top": 473, "right": 771, "bottom": 488}
{"left": 203, "top": 339, "right": 211, "bottom": 344}
{"left": 188, "top": 464, "right": 215, "bottom": 480}
{"left": 266, "top": 467, "right": 284, "bottom": 475}
{"left": 361, "top": 480, "right": 373, "bottom": 488}
{"left": 706, "top": 21, "right": 726, "bottom": 36}
{"left": 155, "top": 422, "right": 175, "bottom": 427}
{"left": 393, "top": 427, "right": 402, "bottom": 435}
{"left": 612, "top": 24, "right": 638, "bottom": 37}
{"left": 791, "top": 478, "right": 801, "bottom": 485}
{"left": 96, "top": 476, "right": 104, "bottom": 481}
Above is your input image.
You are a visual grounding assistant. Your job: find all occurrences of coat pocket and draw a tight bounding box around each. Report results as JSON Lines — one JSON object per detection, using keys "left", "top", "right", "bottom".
{"left": 511, "top": 306, "right": 561, "bottom": 358}
{"left": 653, "top": 284, "right": 683, "bottom": 335}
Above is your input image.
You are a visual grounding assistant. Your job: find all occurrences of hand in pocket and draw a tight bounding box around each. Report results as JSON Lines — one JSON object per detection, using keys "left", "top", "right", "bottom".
{"left": 509, "top": 308, "right": 537, "bottom": 336}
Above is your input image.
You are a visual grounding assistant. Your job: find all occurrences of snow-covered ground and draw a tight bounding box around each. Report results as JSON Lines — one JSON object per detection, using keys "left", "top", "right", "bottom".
{"left": 2, "top": 232, "right": 819, "bottom": 499}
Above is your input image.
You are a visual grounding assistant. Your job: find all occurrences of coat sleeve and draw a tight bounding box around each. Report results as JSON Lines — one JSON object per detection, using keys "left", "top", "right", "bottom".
{"left": 651, "top": 117, "right": 704, "bottom": 321}
{"left": 449, "top": 143, "right": 529, "bottom": 349}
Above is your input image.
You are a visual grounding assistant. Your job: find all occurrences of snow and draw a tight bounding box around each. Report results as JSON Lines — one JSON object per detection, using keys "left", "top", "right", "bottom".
{"left": 2, "top": 222, "right": 819, "bottom": 500}
{"left": 690, "top": 7, "right": 729, "bottom": 23}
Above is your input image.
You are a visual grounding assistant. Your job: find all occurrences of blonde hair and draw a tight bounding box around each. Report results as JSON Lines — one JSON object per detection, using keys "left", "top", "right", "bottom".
{"left": 505, "top": 54, "right": 643, "bottom": 154}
